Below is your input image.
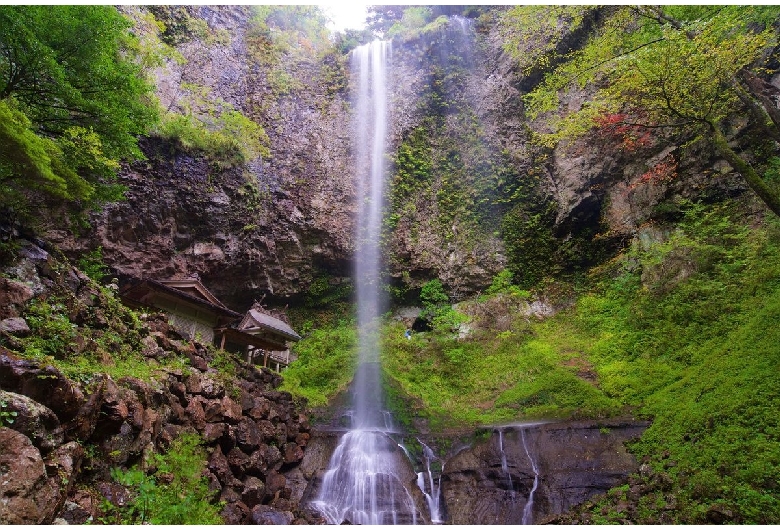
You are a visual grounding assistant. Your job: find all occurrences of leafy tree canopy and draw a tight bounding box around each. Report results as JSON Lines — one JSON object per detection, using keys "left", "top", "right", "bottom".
{"left": 506, "top": 5, "right": 780, "bottom": 216}
{"left": 0, "top": 5, "right": 157, "bottom": 215}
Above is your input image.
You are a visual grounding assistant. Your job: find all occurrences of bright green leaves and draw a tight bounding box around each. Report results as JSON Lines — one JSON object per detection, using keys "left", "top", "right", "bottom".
{"left": 156, "top": 108, "right": 271, "bottom": 169}
{"left": 0, "top": 101, "right": 90, "bottom": 204}
{"left": 512, "top": 6, "right": 780, "bottom": 146}
{"left": 501, "top": 5, "right": 590, "bottom": 77}
{"left": 507, "top": 5, "right": 780, "bottom": 216}
{"left": 0, "top": 6, "right": 156, "bottom": 158}
{"left": 603, "top": 8, "right": 771, "bottom": 126}
{"left": 108, "top": 433, "right": 223, "bottom": 524}
{"left": 279, "top": 319, "right": 358, "bottom": 407}
{"left": 0, "top": 6, "right": 157, "bottom": 216}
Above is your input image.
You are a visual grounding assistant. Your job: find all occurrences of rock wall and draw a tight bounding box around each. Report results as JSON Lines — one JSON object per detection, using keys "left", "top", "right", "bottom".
{"left": 0, "top": 348, "right": 315, "bottom": 524}
{"left": 290, "top": 418, "right": 647, "bottom": 525}
{"left": 440, "top": 419, "right": 649, "bottom": 524}
{"left": 47, "top": 5, "right": 355, "bottom": 310}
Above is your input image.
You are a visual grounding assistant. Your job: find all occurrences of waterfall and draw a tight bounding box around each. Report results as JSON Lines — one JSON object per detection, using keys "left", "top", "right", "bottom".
{"left": 498, "top": 428, "right": 514, "bottom": 491}
{"left": 417, "top": 440, "right": 444, "bottom": 524}
{"left": 520, "top": 429, "right": 540, "bottom": 525}
{"left": 311, "top": 40, "right": 419, "bottom": 525}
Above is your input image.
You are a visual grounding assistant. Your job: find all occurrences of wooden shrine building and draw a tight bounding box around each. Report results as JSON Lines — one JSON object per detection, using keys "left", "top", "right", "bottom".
{"left": 120, "top": 277, "right": 301, "bottom": 371}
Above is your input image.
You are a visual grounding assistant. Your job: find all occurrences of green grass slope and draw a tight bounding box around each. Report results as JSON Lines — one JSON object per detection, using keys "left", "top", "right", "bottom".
{"left": 282, "top": 199, "right": 780, "bottom": 522}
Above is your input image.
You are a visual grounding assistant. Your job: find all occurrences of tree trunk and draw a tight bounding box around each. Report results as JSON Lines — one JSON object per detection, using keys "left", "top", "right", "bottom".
{"left": 710, "top": 121, "right": 780, "bottom": 217}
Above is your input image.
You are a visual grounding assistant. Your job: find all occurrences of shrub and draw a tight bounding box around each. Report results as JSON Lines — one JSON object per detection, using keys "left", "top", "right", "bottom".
{"left": 107, "top": 433, "right": 222, "bottom": 524}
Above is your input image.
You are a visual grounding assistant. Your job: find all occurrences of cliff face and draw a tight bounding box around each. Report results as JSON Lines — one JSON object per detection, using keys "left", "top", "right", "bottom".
{"left": 47, "top": 6, "right": 752, "bottom": 308}
{"left": 47, "top": 6, "right": 356, "bottom": 310}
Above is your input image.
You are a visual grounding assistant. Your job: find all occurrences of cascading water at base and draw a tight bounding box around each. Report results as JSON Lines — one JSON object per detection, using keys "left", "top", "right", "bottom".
{"left": 310, "top": 429, "right": 418, "bottom": 525}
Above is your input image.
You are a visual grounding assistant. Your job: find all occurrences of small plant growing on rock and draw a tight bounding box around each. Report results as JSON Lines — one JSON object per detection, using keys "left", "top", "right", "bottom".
{"left": 0, "top": 399, "right": 18, "bottom": 426}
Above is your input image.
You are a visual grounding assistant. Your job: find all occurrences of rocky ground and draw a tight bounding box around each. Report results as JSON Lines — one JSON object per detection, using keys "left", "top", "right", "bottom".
{"left": 0, "top": 230, "right": 320, "bottom": 524}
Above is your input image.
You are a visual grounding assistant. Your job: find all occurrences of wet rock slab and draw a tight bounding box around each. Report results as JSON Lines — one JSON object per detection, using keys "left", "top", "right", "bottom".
{"left": 442, "top": 418, "right": 649, "bottom": 524}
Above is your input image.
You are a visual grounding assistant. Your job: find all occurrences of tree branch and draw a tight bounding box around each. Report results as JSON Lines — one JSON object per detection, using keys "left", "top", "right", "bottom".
{"left": 709, "top": 120, "right": 780, "bottom": 217}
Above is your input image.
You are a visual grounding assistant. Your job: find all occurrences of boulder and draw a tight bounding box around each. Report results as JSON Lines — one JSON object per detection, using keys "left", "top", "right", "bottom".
{"left": 221, "top": 501, "right": 249, "bottom": 524}
{"left": 0, "top": 427, "right": 58, "bottom": 524}
{"left": 200, "top": 375, "right": 225, "bottom": 399}
{"left": 241, "top": 476, "right": 266, "bottom": 507}
{"left": 0, "top": 352, "right": 86, "bottom": 422}
{"left": 207, "top": 445, "right": 237, "bottom": 487}
{"left": 264, "top": 470, "right": 287, "bottom": 500}
{"left": 235, "top": 417, "right": 262, "bottom": 452}
{"left": 203, "top": 422, "right": 227, "bottom": 443}
{"left": 0, "top": 390, "right": 63, "bottom": 452}
{"left": 0, "top": 316, "right": 30, "bottom": 336}
{"left": 43, "top": 441, "right": 85, "bottom": 521}
{"left": 0, "top": 277, "right": 34, "bottom": 319}
{"left": 226, "top": 446, "right": 250, "bottom": 477}
{"left": 251, "top": 504, "right": 294, "bottom": 525}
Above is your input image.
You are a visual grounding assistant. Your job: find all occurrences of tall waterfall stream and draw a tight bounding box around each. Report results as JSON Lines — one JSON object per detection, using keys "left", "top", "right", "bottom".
{"left": 309, "top": 40, "right": 421, "bottom": 525}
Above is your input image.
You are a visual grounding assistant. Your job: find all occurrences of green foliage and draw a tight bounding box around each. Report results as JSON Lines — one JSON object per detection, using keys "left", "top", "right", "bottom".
{"left": 484, "top": 270, "right": 530, "bottom": 299}
{"left": 500, "top": 6, "right": 591, "bottom": 77}
{"left": 155, "top": 98, "right": 270, "bottom": 169}
{"left": 246, "top": 5, "right": 334, "bottom": 99}
{"left": 559, "top": 199, "right": 780, "bottom": 523}
{"left": 304, "top": 275, "right": 353, "bottom": 309}
{"left": 0, "top": 6, "right": 157, "bottom": 215}
{"left": 512, "top": 6, "right": 771, "bottom": 135}
{"left": 208, "top": 346, "right": 242, "bottom": 399}
{"left": 10, "top": 281, "right": 187, "bottom": 384}
{"left": 146, "top": 6, "right": 209, "bottom": 47}
{"left": 386, "top": 7, "right": 441, "bottom": 41}
{"left": 382, "top": 313, "right": 622, "bottom": 428}
{"left": 108, "top": 432, "right": 222, "bottom": 524}
{"left": 420, "top": 278, "right": 449, "bottom": 312}
{"left": 504, "top": 5, "right": 780, "bottom": 216}
{"left": 279, "top": 319, "right": 358, "bottom": 407}
{"left": 389, "top": 126, "right": 434, "bottom": 221}
{"left": 501, "top": 200, "right": 558, "bottom": 287}
{"left": 77, "top": 246, "right": 109, "bottom": 283}
{"left": 0, "top": 238, "right": 20, "bottom": 267}
{"left": 332, "top": 28, "right": 374, "bottom": 54}
{"left": 387, "top": 115, "right": 525, "bottom": 278}
{"left": 21, "top": 299, "right": 78, "bottom": 360}
{"left": 0, "top": 399, "right": 18, "bottom": 426}
{"left": 0, "top": 100, "right": 91, "bottom": 209}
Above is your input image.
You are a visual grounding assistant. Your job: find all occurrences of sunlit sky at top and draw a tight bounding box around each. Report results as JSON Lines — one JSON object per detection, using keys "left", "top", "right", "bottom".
{"left": 320, "top": 3, "right": 371, "bottom": 33}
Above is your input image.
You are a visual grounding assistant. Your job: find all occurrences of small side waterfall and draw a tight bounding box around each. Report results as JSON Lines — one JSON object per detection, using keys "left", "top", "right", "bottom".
{"left": 521, "top": 429, "right": 540, "bottom": 525}
{"left": 417, "top": 440, "right": 444, "bottom": 524}
{"left": 495, "top": 425, "right": 543, "bottom": 524}
{"left": 498, "top": 428, "right": 514, "bottom": 491}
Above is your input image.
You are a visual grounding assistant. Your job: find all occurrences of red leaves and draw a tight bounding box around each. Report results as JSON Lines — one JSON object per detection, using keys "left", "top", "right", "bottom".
{"left": 634, "top": 155, "right": 678, "bottom": 188}
{"left": 593, "top": 112, "right": 654, "bottom": 152}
